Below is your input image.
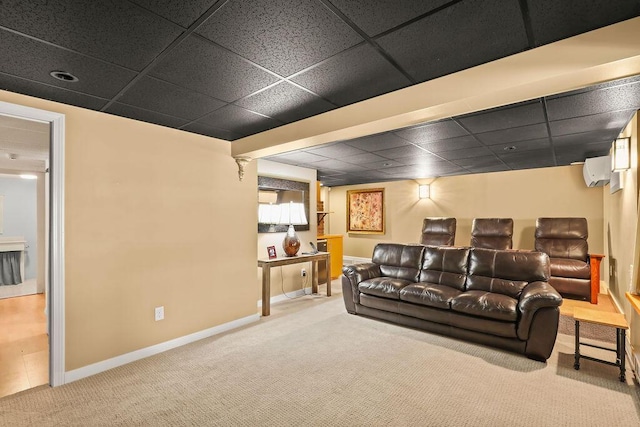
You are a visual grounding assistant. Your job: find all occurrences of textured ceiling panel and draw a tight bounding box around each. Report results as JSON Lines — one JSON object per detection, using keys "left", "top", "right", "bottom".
{"left": 290, "top": 43, "right": 411, "bottom": 107}
{"left": 344, "top": 133, "right": 411, "bottom": 152}
{"left": 306, "top": 142, "right": 367, "bottom": 158}
{"left": 416, "top": 135, "right": 481, "bottom": 153}
{"left": 150, "top": 35, "right": 279, "bottom": 103}
{"left": 394, "top": 119, "right": 469, "bottom": 144}
{"left": 457, "top": 101, "right": 546, "bottom": 133}
{"left": 546, "top": 81, "right": 640, "bottom": 121}
{"left": 476, "top": 123, "right": 549, "bottom": 145}
{"left": 376, "top": 0, "right": 529, "bottom": 82}
{"left": 526, "top": 0, "right": 640, "bottom": 46}
{"left": 196, "top": 104, "right": 281, "bottom": 137}
{"left": 130, "top": 0, "right": 219, "bottom": 28}
{"left": 196, "top": 0, "right": 362, "bottom": 76}
{"left": 0, "top": 0, "right": 182, "bottom": 71}
{"left": 549, "top": 110, "right": 636, "bottom": 136}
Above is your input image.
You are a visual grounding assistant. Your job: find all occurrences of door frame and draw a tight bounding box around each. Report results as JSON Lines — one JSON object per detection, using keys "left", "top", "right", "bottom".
{"left": 0, "top": 100, "right": 65, "bottom": 386}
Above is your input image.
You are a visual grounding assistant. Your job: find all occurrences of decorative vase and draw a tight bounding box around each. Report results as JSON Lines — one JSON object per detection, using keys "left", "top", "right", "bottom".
{"left": 283, "top": 224, "right": 301, "bottom": 256}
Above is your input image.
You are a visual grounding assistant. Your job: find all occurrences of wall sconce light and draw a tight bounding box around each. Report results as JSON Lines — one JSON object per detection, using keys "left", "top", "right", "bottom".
{"left": 419, "top": 184, "right": 430, "bottom": 199}
{"left": 612, "top": 137, "right": 630, "bottom": 172}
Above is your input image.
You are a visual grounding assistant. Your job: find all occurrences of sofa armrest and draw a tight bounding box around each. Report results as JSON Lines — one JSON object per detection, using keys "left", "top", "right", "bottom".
{"left": 342, "top": 263, "right": 381, "bottom": 288}
{"left": 517, "top": 281, "right": 563, "bottom": 340}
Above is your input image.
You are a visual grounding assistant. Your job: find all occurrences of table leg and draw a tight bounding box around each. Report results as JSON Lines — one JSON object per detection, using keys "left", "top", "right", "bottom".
{"left": 574, "top": 319, "right": 580, "bottom": 370}
{"left": 619, "top": 328, "right": 626, "bottom": 382}
{"left": 312, "top": 260, "right": 318, "bottom": 294}
{"left": 262, "top": 265, "right": 271, "bottom": 316}
{"left": 326, "top": 253, "right": 331, "bottom": 296}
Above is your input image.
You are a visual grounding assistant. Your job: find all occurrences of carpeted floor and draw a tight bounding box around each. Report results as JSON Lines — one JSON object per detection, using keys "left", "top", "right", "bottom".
{"left": 1, "top": 294, "right": 638, "bottom": 426}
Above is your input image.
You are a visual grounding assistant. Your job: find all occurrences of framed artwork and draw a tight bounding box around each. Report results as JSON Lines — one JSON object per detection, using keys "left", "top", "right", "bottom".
{"left": 267, "top": 245, "right": 277, "bottom": 259}
{"left": 347, "top": 188, "right": 385, "bottom": 234}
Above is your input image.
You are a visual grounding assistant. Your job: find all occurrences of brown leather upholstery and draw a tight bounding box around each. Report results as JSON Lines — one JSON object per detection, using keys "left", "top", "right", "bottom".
{"left": 342, "top": 244, "right": 562, "bottom": 361}
{"left": 470, "top": 218, "right": 513, "bottom": 250}
{"left": 534, "top": 218, "right": 599, "bottom": 303}
{"left": 420, "top": 217, "right": 456, "bottom": 246}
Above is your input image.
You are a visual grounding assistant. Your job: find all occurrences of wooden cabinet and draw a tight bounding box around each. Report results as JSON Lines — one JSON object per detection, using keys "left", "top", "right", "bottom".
{"left": 317, "top": 234, "right": 343, "bottom": 279}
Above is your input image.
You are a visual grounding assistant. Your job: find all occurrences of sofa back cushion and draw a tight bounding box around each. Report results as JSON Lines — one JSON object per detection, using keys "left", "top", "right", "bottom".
{"left": 419, "top": 246, "right": 470, "bottom": 291}
{"left": 466, "top": 248, "right": 550, "bottom": 299}
{"left": 534, "top": 217, "right": 588, "bottom": 262}
{"left": 372, "top": 243, "right": 425, "bottom": 282}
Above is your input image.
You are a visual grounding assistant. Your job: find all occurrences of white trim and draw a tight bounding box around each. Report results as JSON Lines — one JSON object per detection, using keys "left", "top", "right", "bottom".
{"left": 257, "top": 287, "right": 313, "bottom": 307}
{"left": 0, "top": 101, "right": 65, "bottom": 386}
{"left": 65, "top": 313, "right": 260, "bottom": 383}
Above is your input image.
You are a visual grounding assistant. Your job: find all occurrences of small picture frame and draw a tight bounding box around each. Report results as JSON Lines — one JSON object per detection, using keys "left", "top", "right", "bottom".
{"left": 267, "top": 246, "right": 277, "bottom": 259}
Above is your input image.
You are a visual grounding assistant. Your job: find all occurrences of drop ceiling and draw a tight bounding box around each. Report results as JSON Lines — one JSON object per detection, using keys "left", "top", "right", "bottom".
{"left": 0, "top": 1, "right": 638, "bottom": 185}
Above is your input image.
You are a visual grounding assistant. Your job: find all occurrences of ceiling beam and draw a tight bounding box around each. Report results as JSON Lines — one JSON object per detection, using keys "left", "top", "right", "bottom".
{"left": 231, "top": 17, "right": 640, "bottom": 160}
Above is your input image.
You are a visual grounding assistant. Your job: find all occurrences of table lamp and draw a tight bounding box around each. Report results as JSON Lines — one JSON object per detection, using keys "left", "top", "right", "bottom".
{"left": 278, "top": 201, "right": 308, "bottom": 256}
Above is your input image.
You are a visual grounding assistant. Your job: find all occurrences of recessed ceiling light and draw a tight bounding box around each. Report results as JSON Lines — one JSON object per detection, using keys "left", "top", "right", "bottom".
{"left": 503, "top": 146, "right": 517, "bottom": 151}
{"left": 50, "top": 70, "right": 79, "bottom": 82}
{"left": 382, "top": 162, "right": 392, "bottom": 166}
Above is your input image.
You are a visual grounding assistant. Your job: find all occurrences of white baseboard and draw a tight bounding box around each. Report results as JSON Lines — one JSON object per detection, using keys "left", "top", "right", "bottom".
{"left": 257, "top": 287, "right": 313, "bottom": 307}
{"left": 64, "top": 313, "right": 260, "bottom": 384}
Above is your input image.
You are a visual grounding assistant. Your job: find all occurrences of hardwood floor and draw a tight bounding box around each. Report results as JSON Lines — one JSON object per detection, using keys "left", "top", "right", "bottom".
{"left": 0, "top": 293, "right": 49, "bottom": 398}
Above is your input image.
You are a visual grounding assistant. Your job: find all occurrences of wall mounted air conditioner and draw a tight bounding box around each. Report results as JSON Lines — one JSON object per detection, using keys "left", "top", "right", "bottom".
{"left": 583, "top": 156, "right": 611, "bottom": 187}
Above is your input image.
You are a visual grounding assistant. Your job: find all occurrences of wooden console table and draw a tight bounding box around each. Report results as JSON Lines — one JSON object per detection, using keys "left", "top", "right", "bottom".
{"left": 257, "top": 252, "right": 331, "bottom": 316}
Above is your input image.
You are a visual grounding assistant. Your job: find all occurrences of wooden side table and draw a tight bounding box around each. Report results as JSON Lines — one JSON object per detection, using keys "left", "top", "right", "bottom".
{"left": 573, "top": 308, "right": 628, "bottom": 382}
{"left": 257, "top": 252, "right": 331, "bottom": 316}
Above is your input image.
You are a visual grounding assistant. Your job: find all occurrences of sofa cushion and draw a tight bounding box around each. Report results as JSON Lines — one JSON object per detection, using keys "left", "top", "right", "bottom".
{"left": 534, "top": 217, "right": 588, "bottom": 261}
{"left": 550, "top": 258, "right": 590, "bottom": 279}
{"left": 372, "top": 243, "right": 425, "bottom": 282}
{"left": 400, "top": 283, "right": 462, "bottom": 309}
{"left": 358, "top": 277, "right": 413, "bottom": 300}
{"left": 467, "top": 248, "right": 549, "bottom": 298}
{"left": 418, "top": 246, "right": 469, "bottom": 291}
{"left": 450, "top": 290, "right": 518, "bottom": 322}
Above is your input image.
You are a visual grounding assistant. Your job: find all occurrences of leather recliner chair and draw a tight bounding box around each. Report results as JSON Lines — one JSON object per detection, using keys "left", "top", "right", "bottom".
{"left": 534, "top": 217, "right": 604, "bottom": 304}
{"left": 470, "top": 218, "right": 514, "bottom": 250}
{"left": 420, "top": 218, "right": 456, "bottom": 246}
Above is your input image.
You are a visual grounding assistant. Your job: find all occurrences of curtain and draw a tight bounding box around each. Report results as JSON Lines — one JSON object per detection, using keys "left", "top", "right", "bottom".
{"left": 0, "top": 251, "right": 22, "bottom": 285}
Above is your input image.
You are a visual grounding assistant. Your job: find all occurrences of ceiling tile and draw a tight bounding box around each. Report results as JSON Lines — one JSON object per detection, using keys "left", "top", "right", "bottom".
{"left": 344, "top": 132, "right": 410, "bottom": 152}
{"left": 290, "top": 44, "right": 411, "bottom": 107}
{"left": 476, "top": 123, "right": 549, "bottom": 145}
{"left": 341, "top": 152, "right": 389, "bottom": 165}
{"left": 466, "top": 164, "right": 511, "bottom": 174}
{"left": 499, "top": 149, "right": 555, "bottom": 168}
{"left": 360, "top": 159, "right": 403, "bottom": 169}
{"left": 545, "top": 82, "right": 640, "bottom": 121}
{"left": 396, "top": 154, "right": 446, "bottom": 167}
{"left": 549, "top": 110, "right": 635, "bottom": 137}
{"left": 328, "top": 0, "right": 449, "bottom": 36}
{"left": 526, "top": 0, "right": 640, "bottom": 46}
{"left": 437, "top": 146, "right": 493, "bottom": 161}
{"left": 106, "top": 103, "right": 189, "bottom": 129}
{"left": 181, "top": 121, "right": 240, "bottom": 140}
{"left": 0, "top": 72, "right": 108, "bottom": 111}
{"left": 150, "top": 35, "right": 279, "bottom": 103}
{"left": 0, "top": 29, "right": 137, "bottom": 99}
{"left": 453, "top": 155, "right": 504, "bottom": 168}
{"left": 118, "top": 76, "right": 226, "bottom": 121}
{"left": 373, "top": 144, "right": 428, "bottom": 159}
{"left": 416, "top": 135, "right": 481, "bottom": 153}
{"left": 130, "top": 0, "right": 218, "bottom": 28}
{"left": 551, "top": 129, "right": 620, "bottom": 146}
{"left": 196, "top": 104, "right": 282, "bottom": 137}
{"left": 555, "top": 141, "right": 612, "bottom": 164}
{"left": 235, "top": 82, "right": 335, "bottom": 123}
{"left": 456, "top": 101, "right": 546, "bottom": 133}
{"left": 376, "top": 0, "right": 528, "bottom": 82}
{"left": 487, "top": 138, "right": 550, "bottom": 154}
{"left": 0, "top": 0, "right": 183, "bottom": 71}
{"left": 394, "top": 119, "right": 468, "bottom": 144}
{"left": 307, "top": 142, "right": 368, "bottom": 158}
{"left": 307, "top": 159, "right": 366, "bottom": 173}
{"left": 267, "top": 151, "right": 329, "bottom": 164}
{"left": 197, "top": 0, "right": 362, "bottom": 76}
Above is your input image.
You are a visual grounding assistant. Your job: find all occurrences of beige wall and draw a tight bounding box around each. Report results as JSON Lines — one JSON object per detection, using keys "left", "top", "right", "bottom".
{"left": 603, "top": 113, "right": 640, "bottom": 346}
{"left": 257, "top": 160, "right": 317, "bottom": 297}
{"left": 0, "top": 89, "right": 258, "bottom": 371}
{"left": 328, "top": 165, "right": 604, "bottom": 260}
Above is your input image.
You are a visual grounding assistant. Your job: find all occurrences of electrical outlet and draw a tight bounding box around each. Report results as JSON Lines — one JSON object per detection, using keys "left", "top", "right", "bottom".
{"left": 155, "top": 306, "right": 164, "bottom": 321}
{"left": 301, "top": 268, "right": 307, "bottom": 277}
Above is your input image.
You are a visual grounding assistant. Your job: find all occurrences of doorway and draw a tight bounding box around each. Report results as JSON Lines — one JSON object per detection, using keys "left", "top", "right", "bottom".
{"left": 0, "top": 100, "right": 65, "bottom": 391}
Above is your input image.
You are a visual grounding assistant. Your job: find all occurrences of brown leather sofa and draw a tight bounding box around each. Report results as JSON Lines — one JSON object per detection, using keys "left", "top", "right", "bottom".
{"left": 534, "top": 217, "right": 604, "bottom": 304}
{"left": 420, "top": 217, "right": 456, "bottom": 246}
{"left": 470, "top": 218, "right": 513, "bottom": 250}
{"left": 342, "top": 243, "right": 562, "bottom": 361}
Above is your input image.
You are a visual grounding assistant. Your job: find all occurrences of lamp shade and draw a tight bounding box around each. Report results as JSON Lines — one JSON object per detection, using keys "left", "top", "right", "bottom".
{"left": 278, "top": 202, "right": 308, "bottom": 226}
{"left": 258, "top": 204, "right": 281, "bottom": 224}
